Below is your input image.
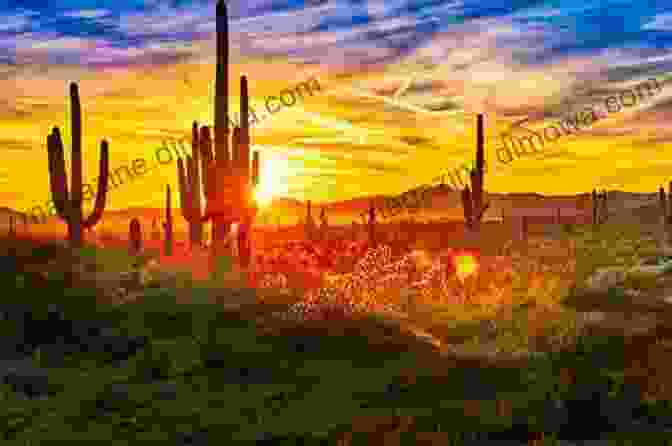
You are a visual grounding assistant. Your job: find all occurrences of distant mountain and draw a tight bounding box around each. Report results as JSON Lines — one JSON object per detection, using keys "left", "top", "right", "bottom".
{"left": 1, "top": 189, "right": 663, "bottom": 228}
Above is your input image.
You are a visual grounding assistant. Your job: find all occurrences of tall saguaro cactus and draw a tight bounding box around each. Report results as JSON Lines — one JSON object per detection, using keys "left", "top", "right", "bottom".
{"left": 129, "top": 218, "right": 142, "bottom": 256}
{"left": 47, "top": 82, "right": 109, "bottom": 248}
{"left": 151, "top": 217, "right": 161, "bottom": 241}
{"left": 8, "top": 215, "right": 15, "bottom": 239}
{"left": 461, "top": 114, "right": 489, "bottom": 232}
{"left": 304, "top": 200, "right": 316, "bottom": 240}
{"left": 178, "top": 122, "right": 205, "bottom": 248}
{"left": 592, "top": 189, "right": 608, "bottom": 226}
{"left": 600, "top": 189, "right": 608, "bottom": 223}
{"left": 368, "top": 199, "right": 377, "bottom": 248}
{"left": 592, "top": 189, "right": 599, "bottom": 227}
{"left": 319, "top": 207, "right": 328, "bottom": 240}
{"left": 163, "top": 185, "right": 173, "bottom": 256}
{"left": 198, "top": 0, "right": 261, "bottom": 270}
{"left": 659, "top": 183, "right": 672, "bottom": 250}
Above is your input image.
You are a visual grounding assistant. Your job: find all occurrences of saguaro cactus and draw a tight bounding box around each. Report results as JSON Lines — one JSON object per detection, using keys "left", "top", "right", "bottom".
{"left": 21, "top": 213, "right": 28, "bottom": 235}
{"left": 178, "top": 122, "right": 206, "bottom": 248}
{"left": 320, "top": 207, "right": 328, "bottom": 228}
{"left": 659, "top": 183, "right": 672, "bottom": 250}
{"left": 368, "top": 199, "right": 377, "bottom": 248}
{"left": 521, "top": 215, "right": 529, "bottom": 241}
{"left": 592, "top": 189, "right": 599, "bottom": 226}
{"left": 304, "top": 200, "right": 317, "bottom": 240}
{"left": 198, "top": 1, "right": 261, "bottom": 269}
{"left": 600, "top": 189, "right": 608, "bottom": 223}
{"left": 129, "top": 218, "right": 142, "bottom": 256}
{"left": 47, "top": 82, "right": 109, "bottom": 248}
{"left": 593, "top": 189, "right": 608, "bottom": 226}
{"left": 8, "top": 215, "right": 15, "bottom": 239}
{"left": 151, "top": 217, "right": 161, "bottom": 241}
{"left": 461, "top": 114, "right": 489, "bottom": 232}
{"left": 318, "top": 206, "right": 329, "bottom": 241}
{"left": 660, "top": 185, "right": 667, "bottom": 219}
{"left": 163, "top": 185, "right": 173, "bottom": 256}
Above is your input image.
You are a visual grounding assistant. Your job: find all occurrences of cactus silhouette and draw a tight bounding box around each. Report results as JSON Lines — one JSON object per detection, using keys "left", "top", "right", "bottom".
{"left": 593, "top": 188, "right": 608, "bottom": 226}
{"left": 8, "top": 214, "right": 15, "bottom": 239}
{"left": 320, "top": 207, "right": 329, "bottom": 239}
{"left": 368, "top": 199, "right": 377, "bottom": 248}
{"left": 177, "top": 122, "right": 206, "bottom": 248}
{"left": 129, "top": 218, "right": 142, "bottom": 256}
{"left": 198, "top": 1, "right": 261, "bottom": 269}
{"left": 163, "top": 185, "right": 173, "bottom": 256}
{"left": 21, "top": 213, "right": 28, "bottom": 235}
{"left": 47, "top": 82, "right": 109, "bottom": 248}
{"left": 461, "top": 114, "right": 489, "bottom": 232}
{"left": 151, "top": 217, "right": 161, "bottom": 241}
{"left": 521, "top": 215, "right": 528, "bottom": 241}
{"left": 304, "top": 200, "right": 316, "bottom": 240}
{"left": 592, "top": 189, "right": 599, "bottom": 226}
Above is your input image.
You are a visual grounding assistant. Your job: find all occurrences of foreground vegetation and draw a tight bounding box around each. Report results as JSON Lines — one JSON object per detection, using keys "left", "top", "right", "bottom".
{"left": 2, "top": 222, "right": 672, "bottom": 444}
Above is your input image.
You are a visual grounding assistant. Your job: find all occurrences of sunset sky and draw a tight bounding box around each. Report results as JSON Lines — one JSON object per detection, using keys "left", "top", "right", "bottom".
{"left": 3, "top": 0, "right": 672, "bottom": 214}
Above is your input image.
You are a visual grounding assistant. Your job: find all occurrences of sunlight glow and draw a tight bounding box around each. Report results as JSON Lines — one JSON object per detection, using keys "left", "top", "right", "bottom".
{"left": 252, "top": 152, "right": 292, "bottom": 207}
{"left": 454, "top": 253, "right": 479, "bottom": 282}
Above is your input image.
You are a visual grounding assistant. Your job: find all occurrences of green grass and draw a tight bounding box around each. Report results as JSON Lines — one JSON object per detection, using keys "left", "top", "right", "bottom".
{"left": 75, "top": 244, "right": 159, "bottom": 270}
{"left": 2, "top": 235, "right": 672, "bottom": 444}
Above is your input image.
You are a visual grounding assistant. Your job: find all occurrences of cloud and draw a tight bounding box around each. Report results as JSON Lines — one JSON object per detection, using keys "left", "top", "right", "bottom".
{"left": 0, "top": 11, "right": 32, "bottom": 32}
{"left": 642, "top": 13, "right": 672, "bottom": 31}
{"left": 61, "top": 9, "right": 111, "bottom": 20}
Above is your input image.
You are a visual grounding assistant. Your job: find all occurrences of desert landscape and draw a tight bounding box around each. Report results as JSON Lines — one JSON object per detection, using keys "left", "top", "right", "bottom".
{"left": 3, "top": 0, "right": 672, "bottom": 445}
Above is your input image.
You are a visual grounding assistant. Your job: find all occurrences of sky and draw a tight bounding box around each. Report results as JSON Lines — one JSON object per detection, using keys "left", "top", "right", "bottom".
{"left": 2, "top": 0, "right": 672, "bottom": 213}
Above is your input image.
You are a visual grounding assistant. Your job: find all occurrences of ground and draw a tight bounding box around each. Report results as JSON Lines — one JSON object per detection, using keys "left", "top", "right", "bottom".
{"left": 2, "top": 220, "right": 672, "bottom": 445}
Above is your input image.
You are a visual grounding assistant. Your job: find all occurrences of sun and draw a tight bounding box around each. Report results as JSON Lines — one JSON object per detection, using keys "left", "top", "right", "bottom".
{"left": 252, "top": 152, "right": 291, "bottom": 207}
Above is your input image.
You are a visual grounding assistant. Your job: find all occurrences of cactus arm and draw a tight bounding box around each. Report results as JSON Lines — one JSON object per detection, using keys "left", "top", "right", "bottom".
{"left": 191, "top": 128, "right": 202, "bottom": 220}
{"left": 252, "top": 152, "right": 259, "bottom": 187}
{"left": 186, "top": 156, "right": 197, "bottom": 219}
{"left": 177, "top": 157, "right": 191, "bottom": 219}
{"left": 461, "top": 186, "right": 473, "bottom": 227}
{"left": 215, "top": 0, "right": 229, "bottom": 164}
{"left": 166, "top": 184, "right": 172, "bottom": 219}
{"left": 200, "top": 126, "right": 213, "bottom": 193}
{"left": 239, "top": 75, "right": 250, "bottom": 172}
{"left": 476, "top": 201, "right": 490, "bottom": 221}
{"left": 191, "top": 123, "right": 202, "bottom": 218}
{"left": 470, "top": 169, "right": 480, "bottom": 216}
{"left": 232, "top": 126, "right": 240, "bottom": 166}
{"left": 47, "top": 128, "right": 70, "bottom": 219}
{"left": 192, "top": 121, "right": 200, "bottom": 158}
{"left": 187, "top": 122, "right": 199, "bottom": 217}
{"left": 82, "top": 139, "right": 109, "bottom": 228}
{"left": 200, "top": 126, "right": 213, "bottom": 201}
{"left": 163, "top": 185, "right": 173, "bottom": 255}
{"left": 70, "top": 82, "right": 83, "bottom": 221}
